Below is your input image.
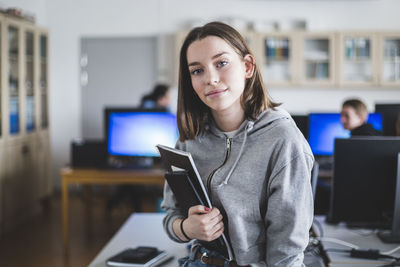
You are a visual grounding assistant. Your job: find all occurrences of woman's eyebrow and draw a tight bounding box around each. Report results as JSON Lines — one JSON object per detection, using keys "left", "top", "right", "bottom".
{"left": 212, "top": 52, "right": 228, "bottom": 59}
{"left": 188, "top": 52, "right": 228, "bottom": 67}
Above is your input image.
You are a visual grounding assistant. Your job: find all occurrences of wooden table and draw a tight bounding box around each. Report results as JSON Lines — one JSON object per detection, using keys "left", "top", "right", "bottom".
{"left": 60, "top": 167, "right": 165, "bottom": 255}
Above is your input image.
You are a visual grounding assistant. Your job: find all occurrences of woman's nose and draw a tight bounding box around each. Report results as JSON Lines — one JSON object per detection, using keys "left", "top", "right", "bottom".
{"left": 206, "top": 69, "right": 219, "bottom": 85}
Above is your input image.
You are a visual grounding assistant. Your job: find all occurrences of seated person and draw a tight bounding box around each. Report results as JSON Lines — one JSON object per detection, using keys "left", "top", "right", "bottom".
{"left": 340, "top": 98, "right": 382, "bottom": 136}
{"left": 140, "top": 84, "right": 171, "bottom": 111}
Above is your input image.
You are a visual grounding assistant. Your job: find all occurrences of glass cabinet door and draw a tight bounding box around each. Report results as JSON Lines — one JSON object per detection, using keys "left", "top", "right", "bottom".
{"left": 39, "top": 34, "right": 48, "bottom": 129}
{"left": 263, "top": 36, "right": 292, "bottom": 84}
{"left": 258, "top": 33, "right": 296, "bottom": 86}
{"left": 299, "top": 33, "right": 335, "bottom": 85}
{"left": 8, "top": 25, "right": 19, "bottom": 135}
{"left": 381, "top": 36, "right": 400, "bottom": 84}
{"left": 304, "top": 39, "right": 330, "bottom": 80}
{"left": 338, "top": 33, "right": 377, "bottom": 86}
{"left": 25, "top": 30, "right": 35, "bottom": 132}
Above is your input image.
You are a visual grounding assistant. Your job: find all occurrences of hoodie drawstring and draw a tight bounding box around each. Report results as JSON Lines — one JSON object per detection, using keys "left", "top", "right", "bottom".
{"left": 219, "top": 121, "right": 254, "bottom": 186}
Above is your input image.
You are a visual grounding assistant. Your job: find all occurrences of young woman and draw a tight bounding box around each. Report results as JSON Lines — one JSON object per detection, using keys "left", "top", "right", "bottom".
{"left": 161, "top": 22, "right": 314, "bottom": 267}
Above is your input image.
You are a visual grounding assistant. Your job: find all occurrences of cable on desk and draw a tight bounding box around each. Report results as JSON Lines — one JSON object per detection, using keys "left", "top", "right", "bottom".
{"left": 350, "top": 228, "right": 379, "bottom": 237}
{"left": 325, "top": 248, "right": 400, "bottom": 261}
{"left": 382, "top": 246, "right": 400, "bottom": 256}
{"left": 318, "top": 237, "right": 359, "bottom": 249}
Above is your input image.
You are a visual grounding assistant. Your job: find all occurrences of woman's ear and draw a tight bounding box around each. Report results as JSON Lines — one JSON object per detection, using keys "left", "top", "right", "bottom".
{"left": 244, "top": 54, "right": 255, "bottom": 79}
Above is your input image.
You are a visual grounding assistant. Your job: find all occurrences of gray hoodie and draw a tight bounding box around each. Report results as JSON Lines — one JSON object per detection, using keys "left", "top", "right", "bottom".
{"left": 161, "top": 107, "right": 314, "bottom": 266}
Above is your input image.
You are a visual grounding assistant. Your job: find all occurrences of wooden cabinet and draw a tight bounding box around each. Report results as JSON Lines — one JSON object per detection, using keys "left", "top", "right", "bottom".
{"left": 0, "top": 142, "right": 4, "bottom": 234}
{"left": 0, "top": 14, "right": 51, "bottom": 236}
{"left": 254, "top": 31, "right": 337, "bottom": 87}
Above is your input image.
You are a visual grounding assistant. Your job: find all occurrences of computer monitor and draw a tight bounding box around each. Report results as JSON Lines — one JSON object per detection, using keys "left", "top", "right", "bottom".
{"left": 330, "top": 137, "right": 400, "bottom": 228}
{"left": 308, "top": 113, "right": 382, "bottom": 156}
{"left": 375, "top": 103, "right": 400, "bottom": 136}
{"left": 105, "top": 108, "right": 179, "bottom": 162}
{"left": 291, "top": 114, "right": 309, "bottom": 139}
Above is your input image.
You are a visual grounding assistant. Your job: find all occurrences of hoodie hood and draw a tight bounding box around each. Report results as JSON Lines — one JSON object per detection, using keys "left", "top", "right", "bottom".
{"left": 206, "top": 107, "right": 292, "bottom": 186}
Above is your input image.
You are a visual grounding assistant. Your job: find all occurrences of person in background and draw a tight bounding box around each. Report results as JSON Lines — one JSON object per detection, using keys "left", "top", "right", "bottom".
{"left": 161, "top": 21, "right": 314, "bottom": 267}
{"left": 340, "top": 98, "right": 382, "bottom": 136}
{"left": 140, "top": 83, "right": 171, "bottom": 111}
{"left": 396, "top": 113, "right": 400, "bottom": 137}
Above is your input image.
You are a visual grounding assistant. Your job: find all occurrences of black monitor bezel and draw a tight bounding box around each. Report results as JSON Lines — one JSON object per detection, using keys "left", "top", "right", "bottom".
{"left": 375, "top": 103, "right": 400, "bottom": 136}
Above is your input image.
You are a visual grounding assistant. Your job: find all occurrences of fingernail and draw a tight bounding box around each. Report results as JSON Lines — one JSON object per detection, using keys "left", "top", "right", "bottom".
{"left": 204, "top": 207, "right": 210, "bottom": 211}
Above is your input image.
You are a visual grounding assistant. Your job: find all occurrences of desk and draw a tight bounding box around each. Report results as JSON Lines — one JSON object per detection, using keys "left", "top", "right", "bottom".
{"left": 89, "top": 214, "right": 400, "bottom": 267}
{"left": 88, "top": 213, "right": 187, "bottom": 267}
{"left": 60, "top": 167, "right": 165, "bottom": 255}
{"left": 316, "top": 216, "right": 400, "bottom": 266}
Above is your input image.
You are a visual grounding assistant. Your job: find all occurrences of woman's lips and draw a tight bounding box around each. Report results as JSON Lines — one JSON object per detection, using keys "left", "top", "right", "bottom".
{"left": 205, "top": 88, "right": 228, "bottom": 98}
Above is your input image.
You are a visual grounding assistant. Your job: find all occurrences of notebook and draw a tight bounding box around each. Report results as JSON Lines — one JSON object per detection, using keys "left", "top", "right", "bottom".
{"left": 106, "top": 246, "right": 172, "bottom": 267}
{"left": 156, "top": 144, "right": 234, "bottom": 260}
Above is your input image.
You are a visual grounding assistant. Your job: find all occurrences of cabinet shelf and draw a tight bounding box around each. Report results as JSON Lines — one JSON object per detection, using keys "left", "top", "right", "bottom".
{"left": 25, "top": 55, "right": 34, "bottom": 62}
{"left": 266, "top": 59, "right": 290, "bottom": 63}
{"left": 305, "top": 59, "right": 330, "bottom": 63}
{"left": 9, "top": 55, "right": 18, "bottom": 61}
{"left": 384, "top": 58, "right": 400, "bottom": 63}
{"left": 344, "top": 57, "right": 371, "bottom": 63}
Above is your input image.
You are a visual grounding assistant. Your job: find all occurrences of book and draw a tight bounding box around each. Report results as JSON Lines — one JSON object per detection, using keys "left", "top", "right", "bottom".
{"left": 106, "top": 246, "right": 172, "bottom": 267}
{"left": 156, "top": 144, "right": 234, "bottom": 260}
{"left": 165, "top": 171, "right": 206, "bottom": 212}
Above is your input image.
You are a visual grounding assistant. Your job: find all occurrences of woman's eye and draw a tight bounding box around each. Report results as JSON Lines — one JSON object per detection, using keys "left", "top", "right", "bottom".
{"left": 190, "top": 68, "right": 203, "bottom": 75}
{"left": 217, "top": 61, "right": 228, "bottom": 68}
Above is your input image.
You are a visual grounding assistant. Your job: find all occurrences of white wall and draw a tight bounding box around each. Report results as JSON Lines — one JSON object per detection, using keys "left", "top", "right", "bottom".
{"left": 3, "top": 0, "right": 400, "bottom": 188}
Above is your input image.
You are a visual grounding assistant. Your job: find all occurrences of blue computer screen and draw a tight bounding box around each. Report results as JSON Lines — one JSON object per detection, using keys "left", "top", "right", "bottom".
{"left": 308, "top": 113, "right": 382, "bottom": 156}
{"left": 107, "top": 110, "right": 178, "bottom": 157}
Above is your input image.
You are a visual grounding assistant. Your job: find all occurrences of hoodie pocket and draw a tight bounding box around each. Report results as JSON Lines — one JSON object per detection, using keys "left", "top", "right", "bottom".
{"left": 229, "top": 214, "right": 265, "bottom": 251}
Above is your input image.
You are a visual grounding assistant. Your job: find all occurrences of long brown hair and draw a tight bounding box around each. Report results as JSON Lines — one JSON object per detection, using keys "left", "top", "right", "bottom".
{"left": 177, "top": 21, "right": 279, "bottom": 141}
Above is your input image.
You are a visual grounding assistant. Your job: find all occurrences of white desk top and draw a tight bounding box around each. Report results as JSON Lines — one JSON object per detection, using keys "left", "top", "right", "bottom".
{"left": 316, "top": 216, "right": 400, "bottom": 266}
{"left": 89, "top": 213, "right": 400, "bottom": 267}
{"left": 88, "top": 213, "right": 187, "bottom": 267}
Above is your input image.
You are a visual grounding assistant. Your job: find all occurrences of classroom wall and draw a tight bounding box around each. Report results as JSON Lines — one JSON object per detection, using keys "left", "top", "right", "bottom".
{"left": 2, "top": 0, "right": 400, "bottom": 188}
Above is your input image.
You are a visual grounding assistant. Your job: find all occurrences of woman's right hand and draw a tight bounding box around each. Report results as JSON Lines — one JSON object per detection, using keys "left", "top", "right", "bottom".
{"left": 183, "top": 205, "right": 224, "bottom": 242}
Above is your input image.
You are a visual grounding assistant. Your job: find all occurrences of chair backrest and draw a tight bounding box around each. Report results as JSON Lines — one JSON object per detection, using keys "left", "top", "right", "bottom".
{"left": 311, "top": 161, "right": 319, "bottom": 201}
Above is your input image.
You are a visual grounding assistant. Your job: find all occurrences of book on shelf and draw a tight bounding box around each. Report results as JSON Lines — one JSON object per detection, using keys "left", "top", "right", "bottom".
{"left": 156, "top": 144, "right": 234, "bottom": 260}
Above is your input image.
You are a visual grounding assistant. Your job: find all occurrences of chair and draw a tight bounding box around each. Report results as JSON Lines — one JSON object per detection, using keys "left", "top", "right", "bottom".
{"left": 311, "top": 161, "right": 319, "bottom": 201}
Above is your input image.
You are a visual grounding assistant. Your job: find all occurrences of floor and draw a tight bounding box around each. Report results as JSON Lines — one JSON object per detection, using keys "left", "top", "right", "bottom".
{"left": 0, "top": 188, "right": 160, "bottom": 267}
